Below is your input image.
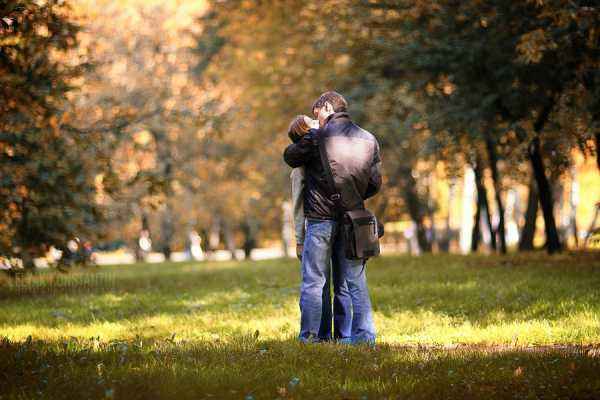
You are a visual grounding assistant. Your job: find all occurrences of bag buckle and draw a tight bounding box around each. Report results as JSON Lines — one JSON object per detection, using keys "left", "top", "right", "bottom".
{"left": 330, "top": 194, "right": 341, "bottom": 201}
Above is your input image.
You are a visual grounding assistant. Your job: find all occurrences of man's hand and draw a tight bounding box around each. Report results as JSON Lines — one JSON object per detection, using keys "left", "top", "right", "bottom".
{"left": 296, "top": 244, "right": 304, "bottom": 260}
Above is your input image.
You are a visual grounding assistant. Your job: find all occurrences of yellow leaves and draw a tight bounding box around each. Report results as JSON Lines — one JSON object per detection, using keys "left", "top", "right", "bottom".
{"left": 442, "top": 84, "right": 454, "bottom": 96}
{"left": 164, "top": 98, "right": 177, "bottom": 112}
{"left": 3, "top": 145, "right": 14, "bottom": 157}
{"left": 0, "top": 36, "right": 20, "bottom": 46}
{"left": 425, "top": 82, "right": 436, "bottom": 96}
{"left": 335, "top": 54, "right": 350, "bottom": 67}
{"left": 516, "top": 28, "right": 557, "bottom": 64}
{"left": 35, "top": 24, "right": 50, "bottom": 38}
{"left": 171, "top": 180, "right": 184, "bottom": 195}
{"left": 439, "top": 75, "right": 455, "bottom": 96}
{"left": 133, "top": 130, "right": 152, "bottom": 146}
{"left": 17, "top": 185, "right": 28, "bottom": 199}
{"left": 49, "top": 115, "right": 60, "bottom": 136}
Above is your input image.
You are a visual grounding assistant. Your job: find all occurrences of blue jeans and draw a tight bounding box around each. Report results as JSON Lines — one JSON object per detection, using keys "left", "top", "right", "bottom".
{"left": 299, "top": 219, "right": 376, "bottom": 344}
{"left": 315, "top": 241, "right": 351, "bottom": 342}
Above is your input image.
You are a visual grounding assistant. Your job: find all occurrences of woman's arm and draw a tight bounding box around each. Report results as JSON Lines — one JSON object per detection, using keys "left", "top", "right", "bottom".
{"left": 291, "top": 167, "right": 306, "bottom": 245}
{"left": 283, "top": 131, "right": 317, "bottom": 168}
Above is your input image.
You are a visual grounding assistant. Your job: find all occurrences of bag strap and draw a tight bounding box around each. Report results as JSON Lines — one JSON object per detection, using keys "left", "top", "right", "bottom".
{"left": 317, "top": 132, "right": 344, "bottom": 219}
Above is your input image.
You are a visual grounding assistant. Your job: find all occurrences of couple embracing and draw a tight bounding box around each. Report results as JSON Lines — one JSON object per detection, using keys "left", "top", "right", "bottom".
{"left": 284, "top": 91, "right": 383, "bottom": 345}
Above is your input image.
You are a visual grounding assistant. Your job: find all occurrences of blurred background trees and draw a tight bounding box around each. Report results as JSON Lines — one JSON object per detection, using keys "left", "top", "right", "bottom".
{"left": 1, "top": 0, "right": 598, "bottom": 269}
{"left": 0, "top": 0, "right": 127, "bottom": 269}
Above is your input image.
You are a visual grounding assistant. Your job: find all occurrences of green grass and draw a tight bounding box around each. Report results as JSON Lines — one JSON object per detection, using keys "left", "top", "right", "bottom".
{"left": 1, "top": 253, "right": 600, "bottom": 399}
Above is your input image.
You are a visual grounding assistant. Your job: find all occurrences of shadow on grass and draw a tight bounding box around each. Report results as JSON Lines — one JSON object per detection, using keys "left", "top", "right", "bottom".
{"left": 1, "top": 336, "right": 600, "bottom": 399}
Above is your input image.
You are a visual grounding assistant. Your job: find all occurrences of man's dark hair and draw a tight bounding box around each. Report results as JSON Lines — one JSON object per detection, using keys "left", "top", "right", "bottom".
{"left": 312, "top": 91, "right": 348, "bottom": 114}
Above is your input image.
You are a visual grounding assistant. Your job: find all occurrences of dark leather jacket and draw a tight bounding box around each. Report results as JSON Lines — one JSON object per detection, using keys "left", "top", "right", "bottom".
{"left": 283, "top": 112, "right": 382, "bottom": 220}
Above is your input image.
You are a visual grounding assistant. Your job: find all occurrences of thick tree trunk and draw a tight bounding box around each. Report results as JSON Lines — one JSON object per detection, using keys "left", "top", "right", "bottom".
{"left": 485, "top": 137, "right": 507, "bottom": 254}
{"left": 473, "top": 157, "right": 496, "bottom": 251}
{"left": 399, "top": 166, "right": 431, "bottom": 253}
{"left": 527, "top": 100, "right": 562, "bottom": 254}
{"left": 519, "top": 178, "right": 538, "bottom": 251}
{"left": 528, "top": 137, "right": 562, "bottom": 253}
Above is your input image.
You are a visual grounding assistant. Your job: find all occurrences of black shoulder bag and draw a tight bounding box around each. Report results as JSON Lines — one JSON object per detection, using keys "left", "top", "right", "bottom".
{"left": 318, "top": 136, "right": 381, "bottom": 260}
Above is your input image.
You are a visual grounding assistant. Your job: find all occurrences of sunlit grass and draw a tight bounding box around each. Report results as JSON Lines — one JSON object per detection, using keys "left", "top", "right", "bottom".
{"left": 2, "top": 253, "right": 600, "bottom": 345}
{"left": 1, "top": 253, "right": 600, "bottom": 398}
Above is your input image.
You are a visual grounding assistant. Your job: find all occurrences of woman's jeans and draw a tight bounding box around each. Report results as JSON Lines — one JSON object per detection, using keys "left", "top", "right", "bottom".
{"left": 299, "top": 218, "right": 376, "bottom": 344}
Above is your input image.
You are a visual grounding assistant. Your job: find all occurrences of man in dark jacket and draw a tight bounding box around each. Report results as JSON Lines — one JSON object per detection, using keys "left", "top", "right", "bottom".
{"left": 283, "top": 91, "right": 381, "bottom": 344}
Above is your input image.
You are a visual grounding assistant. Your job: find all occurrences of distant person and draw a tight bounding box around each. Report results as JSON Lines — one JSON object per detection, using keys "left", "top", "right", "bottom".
{"left": 287, "top": 114, "right": 350, "bottom": 341}
{"left": 284, "top": 91, "right": 382, "bottom": 344}
{"left": 187, "top": 229, "right": 204, "bottom": 261}
{"left": 138, "top": 229, "right": 152, "bottom": 262}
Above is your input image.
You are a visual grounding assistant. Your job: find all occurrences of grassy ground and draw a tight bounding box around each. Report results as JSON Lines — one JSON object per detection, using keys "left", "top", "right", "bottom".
{"left": 1, "top": 252, "right": 600, "bottom": 399}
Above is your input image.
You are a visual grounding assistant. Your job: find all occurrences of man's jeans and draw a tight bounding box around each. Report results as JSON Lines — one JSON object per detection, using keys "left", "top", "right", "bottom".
{"left": 299, "top": 218, "right": 376, "bottom": 344}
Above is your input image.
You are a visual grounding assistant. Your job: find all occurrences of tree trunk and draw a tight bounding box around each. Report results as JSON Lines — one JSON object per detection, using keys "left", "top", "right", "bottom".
{"left": 584, "top": 204, "right": 599, "bottom": 247}
{"left": 223, "top": 220, "right": 238, "bottom": 260}
{"left": 160, "top": 202, "right": 174, "bottom": 261}
{"left": 528, "top": 136, "right": 562, "bottom": 253}
{"left": 553, "top": 180, "right": 567, "bottom": 245}
{"left": 241, "top": 220, "right": 257, "bottom": 260}
{"left": 485, "top": 137, "right": 507, "bottom": 254}
{"left": 151, "top": 129, "right": 175, "bottom": 261}
{"left": 528, "top": 101, "right": 562, "bottom": 254}
{"left": 399, "top": 166, "right": 431, "bottom": 253}
{"left": 18, "top": 206, "right": 36, "bottom": 272}
{"left": 21, "top": 247, "right": 36, "bottom": 271}
{"left": 136, "top": 210, "right": 151, "bottom": 262}
{"left": 208, "top": 216, "right": 221, "bottom": 252}
{"left": 569, "top": 167, "right": 579, "bottom": 248}
{"left": 440, "top": 180, "right": 456, "bottom": 252}
{"left": 426, "top": 192, "right": 437, "bottom": 251}
{"left": 519, "top": 178, "right": 538, "bottom": 251}
{"left": 595, "top": 131, "right": 600, "bottom": 172}
{"left": 473, "top": 157, "right": 496, "bottom": 251}
{"left": 423, "top": 173, "right": 437, "bottom": 251}
{"left": 459, "top": 167, "right": 476, "bottom": 253}
{"left": 471, "top": 195, "right": 482, "bottom": 252}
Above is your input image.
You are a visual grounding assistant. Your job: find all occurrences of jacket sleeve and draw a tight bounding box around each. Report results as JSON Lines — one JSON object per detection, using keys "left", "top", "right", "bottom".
{"left": 364, "top": 141, "right": 382, "bottom": 199}
{"left": 283, "top": 131, "right": 317, "bottom": 168}
{"left": 291, "top": 167, "right": 306, "bottom": 244}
